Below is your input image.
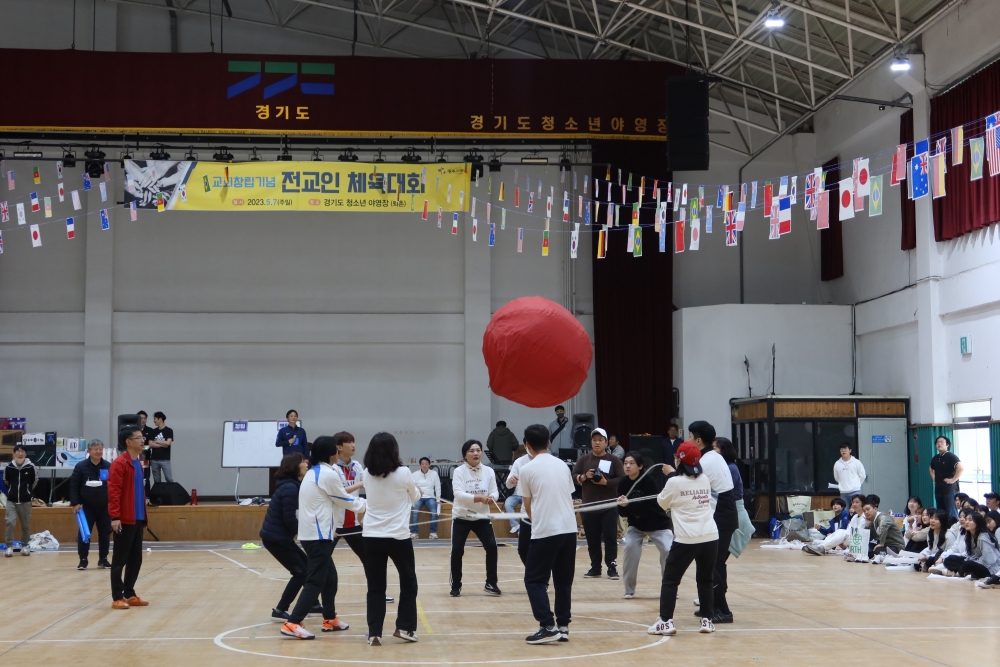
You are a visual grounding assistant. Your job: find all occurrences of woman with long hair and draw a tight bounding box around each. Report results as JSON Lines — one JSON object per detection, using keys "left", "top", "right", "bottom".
{"left": 942, "top": 511, "right": 1000, "bottom": 580}
{"left": 361, "top": 432, "right": 420, "bottom": 646}
{"left": 917, "top": 509, "right": 953, "bottom": 571}
{"left": 616, "top": 452, "right": 673, "bottom": 599}
{"left": 450, "top": 439, "right": 501, "bottom": 598}
{"left": 903, "top": 500, "right": 929, "bottom": 553}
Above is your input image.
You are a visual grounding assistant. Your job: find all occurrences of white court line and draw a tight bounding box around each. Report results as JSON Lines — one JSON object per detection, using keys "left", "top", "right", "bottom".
{"left": 209, "top": 550, "right": 263, "bottom": 575}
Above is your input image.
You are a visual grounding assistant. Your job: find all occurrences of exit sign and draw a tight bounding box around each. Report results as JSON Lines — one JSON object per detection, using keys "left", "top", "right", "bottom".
{"left": 960, "top": 335, "right": 973, "bottom": 356}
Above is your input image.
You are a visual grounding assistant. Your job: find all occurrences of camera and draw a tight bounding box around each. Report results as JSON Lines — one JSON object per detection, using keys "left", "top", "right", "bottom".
{"left": 592, "top": 467, "right": 603, "bottom": 482}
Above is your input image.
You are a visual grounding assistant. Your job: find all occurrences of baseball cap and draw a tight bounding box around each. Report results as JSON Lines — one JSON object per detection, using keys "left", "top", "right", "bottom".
{"left": 676, "top": 441, "right": 702, "bottom": 466}
{"left": 985, "top": 492, "right": 999, "bottom": 500}
{"left": 591, "top": 428, "right": 608, "bottom": 440}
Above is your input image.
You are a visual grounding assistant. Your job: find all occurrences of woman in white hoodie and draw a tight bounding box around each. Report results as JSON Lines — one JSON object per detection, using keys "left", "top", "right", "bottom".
{"left": 362, "top": 432, "right": 421, "bottom": 647}
{"left": 450, "top": 439, "right": 501, "bottom": 597}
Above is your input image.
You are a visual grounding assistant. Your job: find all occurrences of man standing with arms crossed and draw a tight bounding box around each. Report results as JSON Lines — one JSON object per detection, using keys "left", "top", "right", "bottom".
{"left": 519, "top": 424, "right": 577, "bottom": 645}
{"left": 108, "top": 427, "right": 150, "bottom": 609}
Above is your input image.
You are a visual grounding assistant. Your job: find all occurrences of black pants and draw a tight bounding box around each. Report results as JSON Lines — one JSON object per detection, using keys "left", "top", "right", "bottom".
{"left": 262, "top": 538, "right": 308, "bottom": 612}
{"left": 904, "top": 539, "right": 927, "bottom": 554}
{"left": 525, "top": 533, "right": 575, "bottom": 628}
{"left": 333, "top": 530, "right": 364, "bottom": 559}
{"left": 110, "top": 523, "right": 144, "bottom": 601}
{"left": 660, "top": 540, "right": 717, "bottom": 622}
{"left": 78, "top": 502, "right": 111, "bottom": 561}
{"left": 363, "top": 537, "right": 418, "bottom": 638}
{"left": 289, "top": 540, "right": 337, "bottom": 624}
{"left": 712, "top": 493, "right": 739, "bottom": 614}
{"left": 944, "top": 555, "right": 991, "bottom": 579}
{"left": 517, "top": 519, "right": 532, "bottom": 566}
{"left": 143, "top": 465, "right": 151, "bottom": 496}
{"left": 581, "top": 507, "right": 618, "bottom": 571}
{"left": 450, "top": 519, "right": 498, "bottom": 588}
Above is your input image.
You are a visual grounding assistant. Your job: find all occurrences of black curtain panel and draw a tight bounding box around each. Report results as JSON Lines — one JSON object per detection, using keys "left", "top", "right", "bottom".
{"left": 820, "top": 155, "right": 843, "bottom": 281}
{"left": 900, "top": 109, "right": 917, "bottom": 251}
{"left": 590, "top": 141, "right": 673, "bottom": 451}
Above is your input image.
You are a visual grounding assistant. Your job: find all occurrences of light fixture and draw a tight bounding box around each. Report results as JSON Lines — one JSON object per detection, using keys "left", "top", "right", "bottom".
{"left": 464, "top": 151, "right": 485, "bottom": 180}
{"left": 559, "top": 154, "right": 571, "bottom": 172}
{"left": 119, "top": 150, "right": 132, "bottom": 168}
{"left": 184, "top": 147, "right": 198, "bottom": 161}
{"left": 249, "top": 148, "right": 261, "bottom": 162}
{"left": 437, "top": 151, "right": 448, "bottom": 163}
{"left": 488, "top": 155, "right": 502, "bottom": 172}
{"left": 373, "top": 149, "right": 386, "bottom": 163}
{"left": 13, "top": 150, "right": 44, "bottom": 158}
{"left": 338, "top": 149, "right": 358, "bottom": 162}
{"left": 277, "top": 146, "right": 293, "bottom": 161}
{"left": 311, "top": 149, "right": 323, "bottom": 162}
{"left": 62, "top": 150, "right": 77, "bottom": 168}
{"left": 520, "top": 155, "right": 548, "bottom": 165}
{"left": 150, "top": 145, "right": 171, "bottom": 160}
{"left": 401, "top": 148, "right": 421, "bottom": 163}
{"left": 214, "top": 147, "right": 235, "bottom": 162}
{"left": 764, "top": 6, "right": 784, "bottom": 28}
{"left": 890, "top": 55, "right": 911, "bottom": 72}
{"left": 84, "top": 147, "right": 107, "bottom": 178}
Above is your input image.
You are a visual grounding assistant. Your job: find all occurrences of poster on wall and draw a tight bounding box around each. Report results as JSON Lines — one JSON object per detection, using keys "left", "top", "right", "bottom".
{"left": 123, "top": 160, "right": 471, "bottom": 213}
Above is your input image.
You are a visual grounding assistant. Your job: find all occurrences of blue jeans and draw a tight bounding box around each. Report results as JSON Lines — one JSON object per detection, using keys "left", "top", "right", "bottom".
{"left": 936, "top": 488, "right": 958, "bottom": 520}
{"left": 504, "top": 494, "right": 523, "bottom": 530}
{"left": 411, "top": 497, "right": 438, "bottom": 534}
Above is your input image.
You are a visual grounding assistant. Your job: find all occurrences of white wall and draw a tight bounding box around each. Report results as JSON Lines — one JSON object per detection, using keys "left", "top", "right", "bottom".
{"left": 673, "top": 304, "right": 854, "bottom": 439}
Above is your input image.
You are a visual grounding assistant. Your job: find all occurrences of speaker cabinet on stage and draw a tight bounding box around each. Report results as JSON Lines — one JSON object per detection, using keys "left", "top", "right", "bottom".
{"left": 666, "top": 75, "right": 710, "bottom": 171}
{"left": 150, "top": 482, "right": 192, "bottom": 506}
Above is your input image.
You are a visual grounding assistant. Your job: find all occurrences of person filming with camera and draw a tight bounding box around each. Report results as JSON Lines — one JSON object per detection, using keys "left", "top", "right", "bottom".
{"left": 573, "top": 428, "right": 625, "bottom": 579}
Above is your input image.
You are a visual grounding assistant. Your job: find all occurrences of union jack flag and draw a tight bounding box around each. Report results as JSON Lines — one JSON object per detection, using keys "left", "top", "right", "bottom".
{"left": 0, "top": 201, "right": 7, "bottom": 223}
{"left": 725, "top": 210, "right": 738, "bottom": 247}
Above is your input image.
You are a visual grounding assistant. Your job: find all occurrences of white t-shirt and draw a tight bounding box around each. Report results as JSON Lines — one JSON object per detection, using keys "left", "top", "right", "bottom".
{"left": 698, "top": 449, "right": 734, "bottom": 511}
{"left": 361, "top": 466, "right": 420, "bottom": 539}
{"left": 451, "top": 463, "right": 499, "bottom": 517}
{"left": 518, "top": 452, "right": 577, "bottom": 540}
{"left": 506, "top": 454, "right": 533, "bottom": 494}
{"left": 657, "top": 473, "right": 718, "bottom": 544}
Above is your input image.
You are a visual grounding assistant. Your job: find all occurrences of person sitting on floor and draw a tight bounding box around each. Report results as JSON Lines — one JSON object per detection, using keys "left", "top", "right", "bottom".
{"left": 862, "top": 495, "right": 905, "bottom": 562}
{"left": 929, "top": 508, "right": 974, "bottom": 575}
{"left": 986, "top": 510, "right": 1000, "bottom": 537}
{"left": 917, "top": 509, "right": 955, "bottom": 572}
{"left": 802, "top": 495, "right": 862, "bottom": 556}
{"left": 940, "top": 512, "right": 1000, "bottom": 583}
{"left": 955, "top": 493, "right": 970, "bottom": 513}
{"left": 904, "top": 506, "right": 931, "bottom": 554}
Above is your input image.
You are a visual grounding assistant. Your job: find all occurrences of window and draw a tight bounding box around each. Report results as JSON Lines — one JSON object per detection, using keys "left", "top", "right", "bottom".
{"left": 775, "top": 421, "right": 814, "bottom": 493}
{"left": 952, "top": 401, "right": 991, "bottom": 502}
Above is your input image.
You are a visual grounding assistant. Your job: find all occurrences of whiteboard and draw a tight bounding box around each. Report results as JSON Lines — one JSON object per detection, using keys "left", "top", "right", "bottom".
{"left": 221, "top": 420, "right": 303, "bottom": 468}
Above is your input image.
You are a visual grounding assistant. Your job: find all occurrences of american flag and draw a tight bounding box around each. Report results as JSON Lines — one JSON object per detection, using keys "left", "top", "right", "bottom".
{"left": 986, "top": 112, "right": 1000, "bottom": 177}
{"left": 725, "top": 210, "right": 738, "bottom": 246}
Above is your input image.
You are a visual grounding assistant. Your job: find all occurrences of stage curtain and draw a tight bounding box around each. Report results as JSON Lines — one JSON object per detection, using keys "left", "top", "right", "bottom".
{"left": 930, "top": 58, "right": 1000, "bottom": 241}
{"left": 900, "top": 109, "right": 917, "bottom": 250}
{"left": 820, "top": 156, "right": 843, "bottom": 281}
{"left": 991, "top": 422, "right": 1000, "bottom": 493}
{"left": 909, "top": 425, "right": 953, "bottom": 506}
{"left": 590, "top": 141, "right": 672, "bottom": 451}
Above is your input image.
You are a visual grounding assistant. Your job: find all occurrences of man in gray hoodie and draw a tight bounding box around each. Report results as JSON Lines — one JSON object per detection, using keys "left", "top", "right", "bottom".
{"left": 486, "top": 421, "right": 519, "bottom": 465}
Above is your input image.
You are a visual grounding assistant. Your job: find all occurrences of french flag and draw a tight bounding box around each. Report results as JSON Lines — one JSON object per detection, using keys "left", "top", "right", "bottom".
{"left": 66, "top": 217, "right": 75, "bottom": 239}
{"left": 30, "top": 192, "right": 39, "bottom": 212}
{"left": 778, "top": 197, "right": 792, "bottom": 235}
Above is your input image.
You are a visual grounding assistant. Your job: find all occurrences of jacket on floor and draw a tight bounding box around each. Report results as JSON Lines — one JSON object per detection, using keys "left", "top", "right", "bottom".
{"left": 260, "top": 477, "right": 301, "bottom": 543}
{"left": 3, "top": 458, "right": 37, "bottom": 504}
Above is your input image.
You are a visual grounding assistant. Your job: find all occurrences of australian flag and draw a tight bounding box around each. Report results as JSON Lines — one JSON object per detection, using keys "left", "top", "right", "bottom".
{"left": 911, "top": 151, "right": 930, "bottom": 199}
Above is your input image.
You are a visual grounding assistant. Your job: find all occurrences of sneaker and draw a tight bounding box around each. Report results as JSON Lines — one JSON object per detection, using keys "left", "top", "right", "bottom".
{"left": 510, "top": 525, "right": 519, "bottom": 534}
{"left": 607, "top": 567, "right": 619, "bottom": 580}
{"left": 78, "top": 559, "right": 89, "bottom": 570}
{"left": 368, "top": 636, "right": 382, "bottom": 646}
{"left": 712, "top": 611, "right": 734, "bottom": 624}
{"left": 5, "top": 547, "right": 13, "bottom": 557}
{"left": 271, "top": 608, "right": 290, "bottom": 622}
{"left": 976, "top": 576, "right": 1000, "bottom": 589}
{"left": 526, "top": 626, "right": 561, "bottom": 644}
{"left": 647, "top": 617, "right": 676, "bottom": 635}
{"left": 410, "top": 533, "right": 418, "bottom": 540}
{"left": 20, "top": 545, "right": 30, "bottom": 556}
{"left": 557, "top": 625, "right": 569, "bottom": 642}
{"left": 393, "top": 628, "right": 418, "bottom": 642}
{"left": 450, "top": 586, "right": 461, "bottom": 597}
{"left": 429, "top": 532, "right": 438, "bottom": 540}
{"left": 929, "top": 563, "right": 946, "bottom": 575}
{"left": 281, "top": 622, "right": 315, "bottom": 640}
{"left": 700, "top": 618, "right": 716, "bottom": 634}
{"left": 97, "top": 559, "right": 111, "bottom": 569}
{"left": 322, "top": 617, "right": 349, "bottom": 632}
{"left": 844, "top": 553, "right": 857, "bottom": 562}
{"left": 309, "top": 604, "right": 324, "bottom": 616}
{"left": 802, "top": 544, "right": 826, "bottom": 556}
{"left": 583, "top": 568, "right": 601, "bottom": 578}
{"left": 484, "top": 583, "right": 502, "bottom": 596}
{"left": 111, "top": 599, "right": 130, "bottom": 610}
{"left": 623, "top": 593, "right": 634, "bottom": 599}
{"left": 693, "top": 598, "right": 699, "bottom": 606}
{"left": 386, "top": 596, "right": 395, "bottom": 603}
{"left": 126, "top": 596, "right": 149, "bottom": 607}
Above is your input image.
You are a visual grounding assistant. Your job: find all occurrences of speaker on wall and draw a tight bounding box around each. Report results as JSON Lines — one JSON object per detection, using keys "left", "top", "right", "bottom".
{"left": 666, "top": 75, "right": 710, "bottom": 171}
{"left": 117, "top": 414, "right": 140, "bottom": 450}
{"left": 149, "top": 482, "right": 191, "bottom": 506}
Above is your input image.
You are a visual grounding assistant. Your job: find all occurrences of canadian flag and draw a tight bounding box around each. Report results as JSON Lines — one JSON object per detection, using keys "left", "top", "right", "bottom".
{"left": 30, "top": 223, "right": 41, "bottom": 248}
{"left": 838, "top": 177, "right": 855, "bottom": 220}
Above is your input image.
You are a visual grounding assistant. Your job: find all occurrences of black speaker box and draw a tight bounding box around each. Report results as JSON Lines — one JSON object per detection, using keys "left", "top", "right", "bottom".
{"left": 149, "top": 482, "right": 191, "bottom": 506}
{"left": 666, "top": 75, "right": 710, "bottom": 171}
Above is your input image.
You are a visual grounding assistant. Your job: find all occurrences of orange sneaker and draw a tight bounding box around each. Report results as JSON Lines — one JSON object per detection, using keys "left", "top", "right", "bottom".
{"left": 112, "top": 600, "right": 130, "bottom": 610}
{"left": 126, "top": 596, "right": 149, "bottom": 607}
{"left": 322, "top": 617, "right": 350, "bottom": 632}
{"left": 281, "top": 622, "right": 315, "bottom": 640}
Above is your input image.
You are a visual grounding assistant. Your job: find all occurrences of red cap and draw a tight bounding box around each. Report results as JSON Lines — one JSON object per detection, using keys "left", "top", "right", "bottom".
{"left": 676, "top": 441, "right": 702, "bottom": 466}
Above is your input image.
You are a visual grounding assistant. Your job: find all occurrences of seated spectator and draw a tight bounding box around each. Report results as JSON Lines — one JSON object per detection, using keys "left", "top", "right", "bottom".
{"left": 978, "top": 505, "right": 989, "bottom": 515}
{"left": 941, "top": 512, "right": 1000, "bottom": 582}
{"left": 985, "top": 492, "right": 1000, "bottom": 513}
{"left": 904, "top": 505, "right": 930, "bottom": 553}
{"left": 961, "top": 498, "right": 979, "bottom": 512}
{"left": 986, "top": 510, "right": 1000, "bottom": 536}
{"left": 816, "top": 498, "right": 849, "bottom": 536}
{"left": 955, "top": 493, "right": 970, "bottom": 513}
{"left": 929, "top": 508, "right": 974, "bottom": 574}
{"left": 410, "top": 457, "right": 440, "bottom": 540}
{"left": 802, "top": 495, "right": 862, "bottom": 556}
{"left": 607, "top": 433, "right": 625, "bottom": 460}
{"left": 917, "top": 509, "right": 955, "bottom": 571}
{"left": 863, "top": 495, "right": 905, "bottom": 561}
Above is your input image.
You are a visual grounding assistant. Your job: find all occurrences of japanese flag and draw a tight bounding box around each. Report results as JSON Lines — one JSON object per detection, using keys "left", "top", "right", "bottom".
{"left": 857, "top": 158, "right": 871, "bottom": 197}
{"left": 58, "top": 182, "right": 65, "bottom": 202}
{"left": 838, "top": 178, "right": 855, "bottom": 220}
{"left": 690, "top": 217, "right": 701, "bottom": 251}
{"left": 472, "top": 218, "right": 478, "bottom": 242}
{"left": 30, "top": 223, "right": 41, "bottom": 248}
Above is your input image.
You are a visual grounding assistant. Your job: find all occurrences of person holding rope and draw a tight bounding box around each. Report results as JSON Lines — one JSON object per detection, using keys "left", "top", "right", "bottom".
{"left": 573, "top": 428, "right": 624, "bottom": 579}
{"left": 616, "top": 452, "right": 673, "bottom": 599}
{"left": 506, "top": 441, "right": 535, "bottom": 565}
{"left": 450, "top": 439, "right": 501, "bottom": 597}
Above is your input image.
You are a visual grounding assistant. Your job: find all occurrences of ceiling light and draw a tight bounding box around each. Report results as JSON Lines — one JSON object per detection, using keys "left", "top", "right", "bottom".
{"left": 437, "top": 151, "right": 448, "bottom": 163}
{"left": 890, "top": 56, "right": 911, "bottom": 71}
{"left": 249, "top": 148, "right": 261, "bottom": 162}
{"left": 311, "top": 149, "right": 323, "bottom": 162}
{"left": 401, "top": 148, "right": 421, "bottom": 163}
{"left": 277, "top": 147, "right": 293, "bottom": 161}
{"left": 63, "top": 150, "right": 77, "bottom": 168}
{"left": 338, "top": 149, "right": 358, "bottom": 162}
{"left": 13, "top": 150, "right": 44, "bottom": 158}
{"left": 488, "top": 156, "right": 502, "bottom": 172}
{"left": 372, "top": 150, "right": 386, "bottom": 163}
{"left": 150, "top": 145, "right": 171, "bottom": 160}
{"left": 118, "top": 150, "right": 132, "bottom": 168}
{"left": 520, "top": 155, "right": 548, "bottom": 165}
{"left": 764, "top": 7, "right": 784, "bottom": 28}
{"left": 464, "top": 151, "right": 485, "bottom": 180}
{"left": 214, "top": 147, "right": 234, "bottom": 162}
{"left": 559, "top": 154, "right": 572, "bottom": 172}
{"left": 84, "top": 147, "right": 107, "bottom": 178}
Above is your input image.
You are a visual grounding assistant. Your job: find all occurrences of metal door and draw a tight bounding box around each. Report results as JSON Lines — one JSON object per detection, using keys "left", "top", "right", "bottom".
{"left": 858, "top": 418, "right": 909, "bottom": 513}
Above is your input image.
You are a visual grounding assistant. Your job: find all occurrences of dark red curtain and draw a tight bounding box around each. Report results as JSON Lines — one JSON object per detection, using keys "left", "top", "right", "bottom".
{"left": 820, "top": 156, "right": 843, "bottom": 281}
{"left": 930, "top": 58, "right": 1000, "bottom": 241}
{"left": 591, "top": 141, "right": 672, "bottom": 451}
{"left": 900, "top": 109, "right": 917, "bottom": 250}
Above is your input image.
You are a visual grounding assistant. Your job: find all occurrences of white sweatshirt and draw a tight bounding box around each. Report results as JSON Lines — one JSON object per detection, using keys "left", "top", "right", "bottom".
{"left": 362, "top": 466, "right": 421, "bottom": 539}
{"left": 833, "top": 456, "right": 866, "bottom": 493}
{"left": 506, "top": 454, "right": 532, "bottom": 495}
{"left": 451, "top": 462, "right": 499, "bottom": 519}
{"left": 297, "top": 463, "right": 366, "bottom": 541}
{"left": 698, "top": 449, "right": 734, "bottom": 512}
{"left": 657, "top": 473, "right": 718, "bottom": 544}
{"left": 412, "top": 468, "right": 441, "bottom": 499}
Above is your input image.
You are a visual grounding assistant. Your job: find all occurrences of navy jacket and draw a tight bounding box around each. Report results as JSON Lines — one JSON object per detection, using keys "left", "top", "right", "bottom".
{"left": 275, "top": 426, "right": 308, "bottom": 457}
{"left": 819, "top": 508, "right": 851, "bottom": 535}
{"left": 69, "top": 457, "right": 111, "bottom": 506}
{"left": 260, "top": 478, "right": 301, "bottom": 543}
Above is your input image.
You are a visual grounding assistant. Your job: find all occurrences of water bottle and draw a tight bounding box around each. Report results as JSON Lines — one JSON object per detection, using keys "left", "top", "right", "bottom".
{"left": 191, "top": 489, "right": 198, "bottom": 506}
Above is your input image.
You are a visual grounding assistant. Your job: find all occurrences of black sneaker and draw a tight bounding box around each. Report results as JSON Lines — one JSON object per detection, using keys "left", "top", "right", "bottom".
{"left": 450, "top": 586, "right": 461, "bottom": 597}
{"left": 583, "top": 568, "right": 601, "bottom": 578}
{"left": 271, "top": 608, "right": 290, "bottom": 622}
{"left": 484, "top": 583, "right": 502, "bottom": 596}
{"left": 712, "top": 611, "right": 734, "bottom": 624}
{"left": 97, "top": 559, "right": 111, "bottom": 569}
{"left": 557, "top": 626, "right": 569, "bottom": 642}
{"left": 607, "top": 567, "right": 619, "bottom": 580}
{"left": 308, "top": 604, "right": 324, "bottom": 616}
{"left": 526, "top": 626, "right": 561, "bottom": 644}
{"left": 77, "top": 559, "right": 88, "bottom": 570}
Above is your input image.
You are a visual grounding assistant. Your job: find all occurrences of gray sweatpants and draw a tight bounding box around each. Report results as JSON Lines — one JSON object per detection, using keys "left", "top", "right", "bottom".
{"left": 5, "top": 500, "right": 31, "bottom": 544}
{"left": 622, "top": 525, "right": 674, "bottom": 596}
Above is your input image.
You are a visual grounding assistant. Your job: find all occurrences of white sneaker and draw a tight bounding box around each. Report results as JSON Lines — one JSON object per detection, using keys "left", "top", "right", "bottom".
{"left": 510, "top": 525, "right": 519, "bottom": 534}
{"left": 20, "top": 545, "right": 30, "bottom": 556}
{"left": 280, "top": 622, "right": 315, "bottom": 640}
{"left": 929, "top": 564, "right": 946, "bottom": 575}
{"left": 647, "top": 617, "right": 676, "bottom": 635}
{"left": 693, "top": 598, "right": 699, "bottom": 606}
{"left": 4, "top": 546, "right": 13, "bottom": 558}
{"left": 410, "top": 533, "right": 417, "bottom": 540}
{"left": 623, "top": 593, "right": 634, "bottom": 599}
{"left": 699, "top": 618, "right": 716, "bottom": 634}
{"left": 429, "top": 532, "right": 438, "bottom": 540}
{"left": 392, "top": 628, "right": 418, "bottom": 642}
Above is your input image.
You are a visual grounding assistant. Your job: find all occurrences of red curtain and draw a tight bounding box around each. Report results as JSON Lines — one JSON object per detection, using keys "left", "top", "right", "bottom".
{"left": 591, "top": 141, "right": 673, "bottom": 450}
{"left": 900, "top": 109, "right": 917, "bottom": 250}
{"left": 820, "top": 156, "right": 843, "bottom": 281}
{"left": 930, "top": 58, "right": 1000, "bottom": 241}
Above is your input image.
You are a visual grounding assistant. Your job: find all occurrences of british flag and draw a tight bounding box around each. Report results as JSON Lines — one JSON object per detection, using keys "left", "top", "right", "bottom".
{"left": 986, "top": 112, "right": 1000, "bottom": 177}
{"left": 0, "top": 201, "right": 7, "bottom": 223}
{"left": 725, "top": 210, "right": 738, "bottom": 247}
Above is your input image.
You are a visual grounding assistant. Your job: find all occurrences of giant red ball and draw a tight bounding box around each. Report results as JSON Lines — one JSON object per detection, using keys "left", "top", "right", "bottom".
{"left": 482, "top": 296, "right": 593, "bottom": 408}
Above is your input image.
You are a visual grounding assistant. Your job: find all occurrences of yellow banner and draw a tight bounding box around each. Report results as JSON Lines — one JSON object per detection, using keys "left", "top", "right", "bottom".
{"left": 124, "top": 160, "right": 471, "bottom": 212}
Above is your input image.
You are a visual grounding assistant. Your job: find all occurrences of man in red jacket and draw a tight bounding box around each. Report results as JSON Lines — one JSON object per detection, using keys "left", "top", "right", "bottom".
{"left": 108, "top": 426, "right": 150, "bottom": 609}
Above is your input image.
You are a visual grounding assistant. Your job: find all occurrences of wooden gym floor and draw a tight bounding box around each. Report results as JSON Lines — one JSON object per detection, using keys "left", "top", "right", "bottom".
{"left": 2, "top": 538, "right": 998, "bottom": 667}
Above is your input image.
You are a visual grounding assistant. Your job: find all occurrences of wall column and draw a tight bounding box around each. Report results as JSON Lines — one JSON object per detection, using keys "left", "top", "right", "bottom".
{"left": 82, "top": 193, "right": 114, "bottom": 445}
{"left": 464, "top": 199, "right": 492, "bottom": 441}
